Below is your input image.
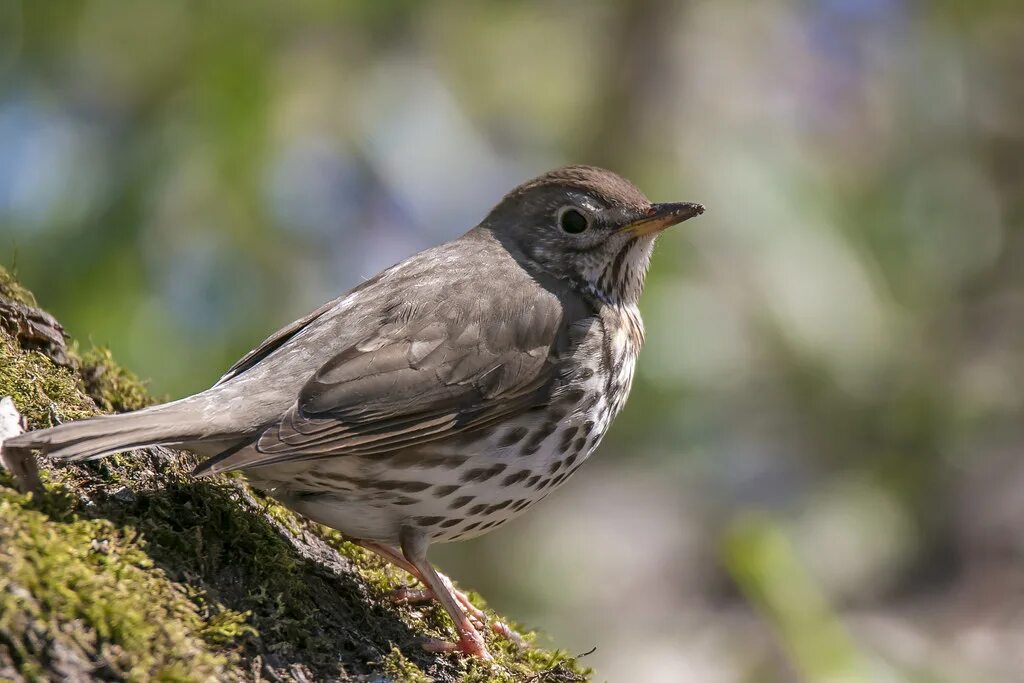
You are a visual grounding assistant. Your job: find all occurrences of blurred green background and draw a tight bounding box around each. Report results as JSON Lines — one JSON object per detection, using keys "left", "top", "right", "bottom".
{"left": 3, "top": 1, "right": 1024, "bottom": 681}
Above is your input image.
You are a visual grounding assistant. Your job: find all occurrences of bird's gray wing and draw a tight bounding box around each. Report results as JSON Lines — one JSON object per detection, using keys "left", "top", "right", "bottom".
{"left": 194, "top": 288, "right": 582, "bottom": 475}
{"left": 215, "top": 298, "right": 341, "bottom": 386}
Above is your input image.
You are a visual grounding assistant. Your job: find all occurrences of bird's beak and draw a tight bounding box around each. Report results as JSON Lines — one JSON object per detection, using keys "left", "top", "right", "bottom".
{"left": 621, "top": 202, "right": 705, "bottom": 237}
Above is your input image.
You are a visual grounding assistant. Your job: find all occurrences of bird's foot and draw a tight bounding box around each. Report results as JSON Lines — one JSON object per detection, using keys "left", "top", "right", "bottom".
{"left": 420, "top": 625, "right": 493, "bottom": 660}
{"left": 350, "top": 537, "right": 522, "bottom": 656}
{"left": 390, "top": 579, "right": 526, "bottom": 647}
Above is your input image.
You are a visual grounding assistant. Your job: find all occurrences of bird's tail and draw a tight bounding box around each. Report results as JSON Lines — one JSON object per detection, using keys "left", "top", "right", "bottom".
{"left": 2, "top": 398, "right": 218, "bottom": 463}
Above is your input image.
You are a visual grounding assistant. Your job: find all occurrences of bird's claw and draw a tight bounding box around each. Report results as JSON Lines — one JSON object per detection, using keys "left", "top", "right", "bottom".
{"left": 419, "top": 630, "right": 493, "bottom": 660}
{"left": 490, "top": 619, "right": 525, "bottom": 647}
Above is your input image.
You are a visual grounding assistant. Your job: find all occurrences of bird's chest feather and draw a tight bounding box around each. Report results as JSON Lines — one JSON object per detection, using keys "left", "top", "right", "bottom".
{"left": 601, "top": 304, "right": 643, "bottom": 418}
{"left": 513, "top": 303, "right": 643, "bottom": 471}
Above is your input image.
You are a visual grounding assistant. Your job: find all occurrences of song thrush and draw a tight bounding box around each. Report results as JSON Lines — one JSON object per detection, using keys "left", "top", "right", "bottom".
{"left": 4, "top": 165, "right": 704, "bottom": 659}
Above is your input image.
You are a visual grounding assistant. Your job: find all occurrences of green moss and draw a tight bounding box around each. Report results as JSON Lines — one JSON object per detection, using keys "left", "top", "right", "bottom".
{"left": 0, "top": 491, "right": 241, "bottom": 681}
{"left": 0, "top": 331, "right": 97, "bottom": 430}
{"left": 381, "top": 646, "right": 435, "bottom": 683}
{"left": 0, "top": 266, "right": 37, "bottom": 307}
{"left": 0, "top": 272, "right": 592, "bottom": 681}
{"left": 461, "top": 622, "right": 590, "bottom": 683}
{"left": 77, "top": 345, "right": 154, "bottom": 413}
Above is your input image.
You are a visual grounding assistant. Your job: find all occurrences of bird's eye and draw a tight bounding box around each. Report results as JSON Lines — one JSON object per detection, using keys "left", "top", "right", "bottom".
{"left": 558, "top": 207, "right": 590, "bottom": 234}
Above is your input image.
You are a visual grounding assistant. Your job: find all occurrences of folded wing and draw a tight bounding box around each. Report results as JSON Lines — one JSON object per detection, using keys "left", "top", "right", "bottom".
{"left": 194, "top": 294, "right": 571, "bottom": 475}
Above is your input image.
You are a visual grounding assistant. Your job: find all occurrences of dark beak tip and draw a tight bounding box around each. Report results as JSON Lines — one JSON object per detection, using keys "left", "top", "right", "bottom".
{"left": 658, "top": 201, "right": 705, "bottom": 221}
{"left": 629, "top": 201, "right": 705, "bottom": 235}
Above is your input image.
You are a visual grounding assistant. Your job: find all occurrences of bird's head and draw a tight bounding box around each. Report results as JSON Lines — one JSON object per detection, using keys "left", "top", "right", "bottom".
{"left": 483, "top": 165, "right": 704, "bottom": 306}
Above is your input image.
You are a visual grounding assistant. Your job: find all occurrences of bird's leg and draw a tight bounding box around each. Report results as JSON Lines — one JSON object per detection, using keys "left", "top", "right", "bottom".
{"left": 414, "top": 569, "right": 526, "bottom": 648}
{"left": 346, "top": 536, "right": 523, "bottom": 645}
{"left": 344, "top": 538, "right": 453, "bottom": 613}
{"left": 399, "top": 528, "right": 492, "bottom": 660}
{"left": 347, "top": 537, "right": 423, "bottom": 579}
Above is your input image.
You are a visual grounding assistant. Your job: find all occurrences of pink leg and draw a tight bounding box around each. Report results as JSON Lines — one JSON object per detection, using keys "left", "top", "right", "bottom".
{"left": 351, "top": 538, "right": 422, "bottom": 577}
{"left": 399, "top": 528, "right": 492, "bottom": 660}
{"left": 348, "top": 536, "right": 524, "bottom": 646}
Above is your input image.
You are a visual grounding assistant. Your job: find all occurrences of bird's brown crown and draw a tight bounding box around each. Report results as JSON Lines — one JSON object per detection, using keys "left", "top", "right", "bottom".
{"left": 503, "top": 165, "right": 652, "bottom": 210}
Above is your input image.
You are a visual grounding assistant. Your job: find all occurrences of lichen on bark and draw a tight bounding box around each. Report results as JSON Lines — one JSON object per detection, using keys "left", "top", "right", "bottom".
{"left": 0, "top": 266, "right": 590, "bottom": 683}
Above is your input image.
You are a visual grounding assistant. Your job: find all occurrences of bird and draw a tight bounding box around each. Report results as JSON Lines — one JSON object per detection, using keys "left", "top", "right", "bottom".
{"left": 4, "top": 165, "right": 704, "bottom": 660}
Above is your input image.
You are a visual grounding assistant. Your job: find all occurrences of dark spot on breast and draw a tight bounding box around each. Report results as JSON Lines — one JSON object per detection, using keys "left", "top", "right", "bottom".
{"left": 511, "top": 499, "right": 531, "bottom": 511}
{"left": 520, "top": 423, "right": 558, "bottom": 456}
{"left": 558, "top": 387, "right": 586, "bottom": 405}
{"left": 582, "top": 420, "right": 595, "bottom": 435}
{"left": 552, "top": 472, "right": 570, "bottom": 487}
{"left": 295, "top": 491, "right": 331, "bottom": 501}
{"left": 499, "top": 426, "right": 529, "bottom": 447}
{"left": 526, "top": 475, "right": 541, "bottom": 488}
{"left": 415, "top": 516, "right": 444, "bottom": 527}
{"left": 486, "top": 500, "right": 513, "bottom": 514}
{"left": 469, "top": 504, "right": 489, "bottom": 515}
{"left": 519, "top": 442, "right": 542, "bottom": 457}
{"left": 573, "top": 437, "right": 587, "bottom": 452}
{"left": 434, "top": 484, "right": 459, "bottom": 497}
{"left": 394, "top": 496, "right": 419, "bottom": 506}
{"left": 372, "top": 451, "right": 467, "bottom": 469}
{"left": 319, "top": 472, "right": 360, "bottom": 484}
{"left": 564, "top": 453, "right": 579, "bottom": 468}
{"left": 464, "top": 521, "right": 481, "bottom": 531}
{"left": 450, "top": 495, "right": 474, "bottom": 510}
{"left": 548, "top": 405, "right": 570, "bottom": 423}
{"left": 502, "top": 470, "right": 531, "bottom": 486}
{"left": 549, "top": 461, "right": 562, "bottom": 474}
{"left": 460, "top": 463, "right": 508, "bottom": 483}
{"left": 559, "top": 426, "right": 577, "bottom": 452}
{"left": 373, "top": 480, "right": 431, "bottom": 493}
{"left": 577, "top": 367, "right": 595, "bottom": 381}
{"left": 440, "top": 518, "right": 462, "bottom": 528}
